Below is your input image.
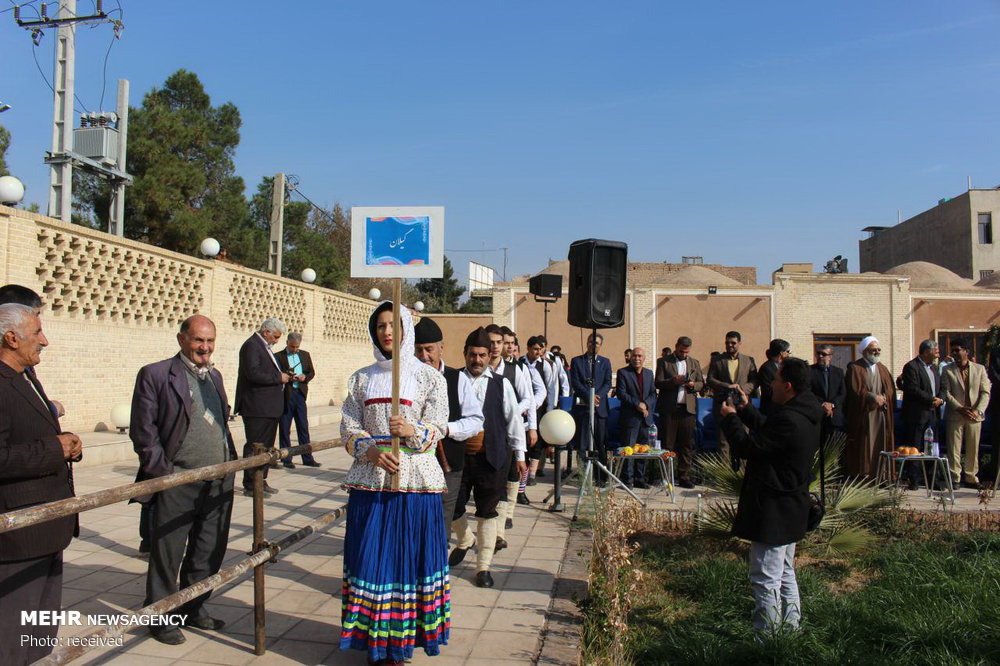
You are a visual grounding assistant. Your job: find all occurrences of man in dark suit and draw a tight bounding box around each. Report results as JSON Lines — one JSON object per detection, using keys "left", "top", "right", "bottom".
{"left": 276, "top": 332, "right": 319, "bottom": 469}
{"left": 0, "top": 303, "right": 81, "bottom": 665}
{"left": 706, "top": 331, "right": 758, "bottom": 463}
{"left": 615, "top": 346, "right": 656, "bottom": 488}
{"left": 655, "top": 336, "right": 705, "bottom": 489}
{"left": 569, "top": 333, "right": 612, "bottom": 478}
{"left": 900, "top": 340, "right": 944, "bottom": 489}
{"left": 720, "top": 357, "right": 822, "bottom": 634}
{"left": 810, "top": 344, "right": 847, "bottom": 441}
{"left": 235, "top": 317, "right": 289, "bottom": 495}
{"left": 130, "top": 315, "right": 238, "bottom": 645}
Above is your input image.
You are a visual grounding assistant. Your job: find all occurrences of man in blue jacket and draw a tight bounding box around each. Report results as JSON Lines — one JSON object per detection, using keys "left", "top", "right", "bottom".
{"left": 721, "top": 357, "right": 822, "bottom": 634}
{"left": 570, "top": 333, "right": 612, "bottom": 480}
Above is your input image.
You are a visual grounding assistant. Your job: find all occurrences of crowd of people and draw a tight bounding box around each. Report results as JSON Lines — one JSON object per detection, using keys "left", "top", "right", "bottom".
{"left": 2, "top": 282, "right": 998, "bottom": 662}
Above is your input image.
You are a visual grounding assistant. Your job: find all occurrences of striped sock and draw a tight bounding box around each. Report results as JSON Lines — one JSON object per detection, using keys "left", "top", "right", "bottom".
{"left": 518, "top": 469, "right": 529, "bottom": 494}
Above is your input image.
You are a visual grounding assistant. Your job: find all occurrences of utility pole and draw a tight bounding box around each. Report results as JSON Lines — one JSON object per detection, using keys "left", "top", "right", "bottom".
{"left": 108, "top": 79, "right": 129, "bottom": 236}
{"left": 48, "top": 0, "right": 76, "bottom": 222}
{"left": 14, "top": 0, "right": 128, "bottom": 227}
{"left": 268, "top": 173, "right": 285, "bottom": 275}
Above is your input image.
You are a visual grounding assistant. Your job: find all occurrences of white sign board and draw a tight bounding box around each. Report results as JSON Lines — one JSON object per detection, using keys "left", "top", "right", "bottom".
{"left": 468, "top": 261, "right": 495, "bottom": 292}
{"left": 350, "top": 206, "right": 444, "bottom": 278}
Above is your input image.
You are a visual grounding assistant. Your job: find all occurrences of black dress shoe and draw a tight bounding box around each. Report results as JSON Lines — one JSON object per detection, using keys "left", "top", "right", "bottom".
{"left": 302, "top": 460, "right": 322, "bottom": 467}
{"left": 505, "top": 518, "right": 513, "bottom": 530}
{"left": 185, "top": 615, "right": 226, "bottom": 631}
{"left": 449, "top": 541, "right": 474, "bottom": 567}
{"left": 634, "top": 480, "right": 650, "bottom": 489}
{"left": 963, "top": 481, "right": 985, "bottom": 490}
{"left": 150, "top": 627, "right": 186, "bottom": 645}
{"left": 475, "top": 571, "right": 494, "bottom": 588}
{"left": 536, "top": 469, "right": 546, "bottom": 478}
{"left": 495, "top": 536, "right": 508, "bottom": 552}
{"left": 678, "top": 479, "right": 696, "bottom": 489}
{"left": 526, "top": 477, "right": 537, "bottom": 486}
{"left": 517, "top": 492, "right": 531, "bottom": 506}
{"left": 263, "top": 483, "right": 278, "bottom": 495}
{"left": 282, "top": 461, "right": 296, "bottom": 469}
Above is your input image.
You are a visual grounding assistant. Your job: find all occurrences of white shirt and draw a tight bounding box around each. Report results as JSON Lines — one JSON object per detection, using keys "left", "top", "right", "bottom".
{"left": 493, "top": 358, "right": 537, "bottom": 430}
{"left": 676, "top": 358, "right": 688, "bottom": 404}
{"left": 524, "top": 359, "right": 547, "bottom": 411}
{"left": 463, "top": 367, "right": 527, "bottom": 460}
{"left": 434, "top": 361, "right": 485, "bottom": 441}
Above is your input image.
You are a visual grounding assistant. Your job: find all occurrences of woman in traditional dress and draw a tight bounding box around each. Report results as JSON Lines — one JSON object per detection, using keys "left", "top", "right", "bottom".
{"left": 340, "top": 301, "right": 450, "bottom": 665}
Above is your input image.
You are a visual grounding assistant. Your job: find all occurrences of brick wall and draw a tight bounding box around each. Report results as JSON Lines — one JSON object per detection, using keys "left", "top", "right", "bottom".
{"left": 0, "top": 205, "right": 375, "bottom": 433}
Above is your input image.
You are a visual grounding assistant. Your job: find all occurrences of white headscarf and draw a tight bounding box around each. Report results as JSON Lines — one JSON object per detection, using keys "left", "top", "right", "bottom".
{"left": 857, "top": 336, "right": 879, "bottom": 358}
{"left": 363, "top": 301, "right": 421, "bottom": 403}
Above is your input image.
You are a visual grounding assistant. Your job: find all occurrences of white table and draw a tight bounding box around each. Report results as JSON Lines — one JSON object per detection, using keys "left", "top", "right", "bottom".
{"left": 611, "top": 450, "right": 676, "bottom": 503}
{"left": 876, "top": 451, "right": 955, "bottom": 504}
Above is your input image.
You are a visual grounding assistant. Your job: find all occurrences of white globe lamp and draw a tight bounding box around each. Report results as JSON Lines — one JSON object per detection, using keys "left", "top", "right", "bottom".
{"left": 301, "top": 268, "right": 317, "bottom": 284}
{"left": 200, "top": 237, "right": 221, "bottom": 258}
{"left": 539, "top": 409, "right": 576, "bottom": 446}
{"left": 368, "top": 288, "right": 381, "bottom": 300}
{"left": 110, "top": 403, "right": 131, "bottom": 434}
{"left": 0, "top": 176, "right": 25, "bottom": 206}
{"left": 413, "top": 300, "right": 425, "bottom": 312}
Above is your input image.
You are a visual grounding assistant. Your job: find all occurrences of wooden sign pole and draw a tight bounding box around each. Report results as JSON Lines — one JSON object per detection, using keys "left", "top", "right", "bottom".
{"left": 390, "top": 278, "right": 402, "bottom": 491}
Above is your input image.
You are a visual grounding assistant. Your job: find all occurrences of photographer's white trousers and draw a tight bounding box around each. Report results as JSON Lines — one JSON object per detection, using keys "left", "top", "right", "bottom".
{"left": 748, "top": 542, "right": 801, "bottom": 633}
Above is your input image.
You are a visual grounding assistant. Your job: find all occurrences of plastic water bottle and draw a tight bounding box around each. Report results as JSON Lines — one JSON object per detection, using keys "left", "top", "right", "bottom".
{"left": 923, "top": 426, "right": 935, "bottom": 457}
{"left": 649, "top": 423, "right": 660, "bottom": 449}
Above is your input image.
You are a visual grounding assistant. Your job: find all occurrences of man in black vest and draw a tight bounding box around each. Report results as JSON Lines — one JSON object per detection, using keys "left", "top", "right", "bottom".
{"left": 449, "top": 328, "right": 526, "bottom": 588}
{"left": 413, "top": 318, "right": 484, "bottom": 532}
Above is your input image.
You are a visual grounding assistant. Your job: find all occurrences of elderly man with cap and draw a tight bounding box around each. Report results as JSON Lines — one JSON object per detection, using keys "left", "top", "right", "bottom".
{"left": 844, "top": 336, "right": 896, "bottom": 478}
{"left": 413, "top": 317, "right": 484, "bottom": 533}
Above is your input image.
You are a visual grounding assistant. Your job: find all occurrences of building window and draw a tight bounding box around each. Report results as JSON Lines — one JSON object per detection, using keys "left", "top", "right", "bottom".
{"left": 981, "top": 270, "right": 994, "bottom": 280}
{"left": 978, "top": 212, "right": 993, "bottom": 244}
{"left": 813, "top": 334, "right": 868, "bottom": 366}
{"left": 936, "top": 331, "right": 987, "bottom": 364}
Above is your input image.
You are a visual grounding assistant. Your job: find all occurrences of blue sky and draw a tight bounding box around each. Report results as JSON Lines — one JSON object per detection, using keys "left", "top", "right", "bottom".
{"left": 2, "top": 1, "right": 999, "bottom": 286}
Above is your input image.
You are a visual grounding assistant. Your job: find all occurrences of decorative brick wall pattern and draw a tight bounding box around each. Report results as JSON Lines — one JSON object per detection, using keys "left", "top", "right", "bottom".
{"left": 36, "top": 227, "right": 205, "bottom": 324}
{"left": 322, "top": 294, "right": 371, "bottom": 343}
{"left": 229, "top": 273, "right": 307, "bottom": 333}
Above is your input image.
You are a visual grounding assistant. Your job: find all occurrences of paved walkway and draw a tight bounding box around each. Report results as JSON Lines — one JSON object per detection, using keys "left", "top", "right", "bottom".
{"left": 54, "top": 414, "right": 584, "bottom": 666}
{"left": 48, "top": 414, "right": 989, "bottom": 666}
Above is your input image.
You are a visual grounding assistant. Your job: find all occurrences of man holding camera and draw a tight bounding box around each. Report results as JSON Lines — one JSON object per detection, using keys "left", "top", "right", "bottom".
{"left": 720, "top": 356, "right": 822, "bottom": 634}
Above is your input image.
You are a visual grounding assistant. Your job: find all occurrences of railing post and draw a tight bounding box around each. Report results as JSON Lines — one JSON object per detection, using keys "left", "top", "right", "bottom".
{"left": 251, "top": 442, "right": 267, "bottom": 656}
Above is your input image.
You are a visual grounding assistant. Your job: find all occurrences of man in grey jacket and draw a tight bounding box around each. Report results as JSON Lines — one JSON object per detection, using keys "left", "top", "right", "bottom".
{"left": 130, "top": 315, "right": 238, "bottom": 645}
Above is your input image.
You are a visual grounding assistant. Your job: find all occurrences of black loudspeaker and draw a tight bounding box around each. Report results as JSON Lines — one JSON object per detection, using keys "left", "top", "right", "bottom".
{"left": 567, "top": 239, "right": 627, "bottom": 328}
{"left": 529, "top": 274, "right": 563, "bottom": 299}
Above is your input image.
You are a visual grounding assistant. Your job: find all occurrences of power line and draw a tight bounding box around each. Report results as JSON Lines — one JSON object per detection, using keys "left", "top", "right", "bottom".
{"left": 30, "top": 40, "right": 90, "bottom": 114}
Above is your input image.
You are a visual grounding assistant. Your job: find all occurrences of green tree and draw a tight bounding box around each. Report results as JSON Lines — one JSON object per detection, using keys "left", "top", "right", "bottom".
{"left": 242, "top": 177, "right": 349, "bottom": 288}
{"left": 76, "top": 70, "right": 247, "bottom": 256}
{"left": 414, "top": 256, "right": 466, "bottom": 313}
{"left": 0, "top": 125, "right": 9, "bottom": 176}
{"left": 458, "top": 297, "right": 492, "bottom": 314}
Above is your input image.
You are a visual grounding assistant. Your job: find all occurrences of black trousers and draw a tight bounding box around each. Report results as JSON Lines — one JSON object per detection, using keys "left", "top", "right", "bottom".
{"left": 0, "top": 552, "right": 62, "bottom": 665}
{"left": 453, "top": 452, "right": 507, "bottom": 520}
{"left": 665, "top": 405, "right": 696, "bottom": 481}
{"left": 242, "top": 415, "right": 278, "bottom": 488}
{"left": 442, "top": 467, "right": 464, "bottom": 529}
{"left": 145, "top": 477, "right": 234, "bottom": 624}
{"left": 619, "top": 421, "right": 649, "bottom": 484}
{"left": 280, "top": 390, "right": 316, "bottom": 464}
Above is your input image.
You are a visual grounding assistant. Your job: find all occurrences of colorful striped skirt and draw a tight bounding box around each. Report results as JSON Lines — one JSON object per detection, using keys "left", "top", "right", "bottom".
{"left": 341, "top": 489, "right": 450, "bottom": 661}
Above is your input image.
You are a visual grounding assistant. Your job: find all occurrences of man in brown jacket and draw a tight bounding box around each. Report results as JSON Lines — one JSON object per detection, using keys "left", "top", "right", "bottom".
{"left": 0, "top": 304, "right": 81, "bottom": 664}
{"left": 706, "top": 330, "right": 758, "bottom": 464}
{"left": 941, "top": 338, "right": 992, "bottom": 488}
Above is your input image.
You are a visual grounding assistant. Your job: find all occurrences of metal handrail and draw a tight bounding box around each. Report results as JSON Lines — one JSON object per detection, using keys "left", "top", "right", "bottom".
{"left": 0, "top": 440, "right": 339, "bottom": 534}
{"left": 4, "top": 438, "right": 346, "bottom": 664}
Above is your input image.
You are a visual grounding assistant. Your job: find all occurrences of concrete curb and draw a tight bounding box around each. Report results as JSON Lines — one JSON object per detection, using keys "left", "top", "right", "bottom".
{"left": 535, "top": 524, "right": 591, "bottom": 665}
